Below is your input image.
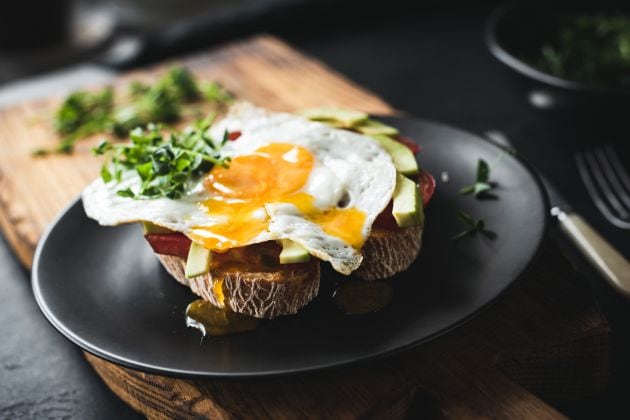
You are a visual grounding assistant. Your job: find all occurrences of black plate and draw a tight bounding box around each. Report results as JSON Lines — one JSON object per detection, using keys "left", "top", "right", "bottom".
{"left": 32, "top": 117, "right": 548, "bottom": 378}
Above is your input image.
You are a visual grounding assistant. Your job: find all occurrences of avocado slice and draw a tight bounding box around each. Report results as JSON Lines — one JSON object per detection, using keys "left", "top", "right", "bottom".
{"left": 355, "top": 119, "right": 399, "bottom": 136}
{"left": 371, "top": 134, "right": 419, "bottom": 176}
{"left": 142, "top": 222, "right": 173, "bottom": 234}
{"left": 298, "top": 107, "right": 368, "bottom": 127}
{"left": 392, "top": 173, "right": 424, "bottom": 228}
{"left": 279, "top": 239, "right": 311, "bottom": 264}
{"left": 185, "top": 242, "right": 212, "bottom": 278}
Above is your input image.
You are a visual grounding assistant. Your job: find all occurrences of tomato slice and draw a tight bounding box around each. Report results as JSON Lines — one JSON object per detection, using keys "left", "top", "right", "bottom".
{"left": 418, "top": 170, "right": 436, "bottom": 206}
{"left": 372, "top": 201, "right": 398, "bottom": 230}
{"left": 394, "top": 135, "right": 421, "bottom": 154}
{"left": 373, "top": 170, "right": 435, "bottom": 230}
{"left": 145, "top": 233, "right": 191, "bottom": 258}
{"left": 228, "top": 131, "right": 241, "bottom": 141}
{"left": 389, "top": 132, "right": 435, "bottom": 203}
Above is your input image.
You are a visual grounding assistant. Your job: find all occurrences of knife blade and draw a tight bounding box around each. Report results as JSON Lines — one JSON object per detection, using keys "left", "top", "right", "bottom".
{"left": 485, "top": 130, "right": 630, "bottom": 298}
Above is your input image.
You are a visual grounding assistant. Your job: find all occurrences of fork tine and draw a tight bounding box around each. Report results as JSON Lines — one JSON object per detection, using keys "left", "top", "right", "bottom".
{"left": 584, "top": 149, "right": 629, "bottom": 218}
{"left": 576, "top": 152, "right": 615, "bottom": 218}
{"left": 576, "top": 151, "right": 630, "bottom": 229}
{"left": 604, "top": 145, "right": 630, "bottom": 198}
{"left": 595, "top": 147, "right": 630, "bottom": 210}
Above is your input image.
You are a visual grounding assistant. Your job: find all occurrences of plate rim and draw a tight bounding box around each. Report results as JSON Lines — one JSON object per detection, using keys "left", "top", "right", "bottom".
{"left": 32, "top": 116, "right": 551, "bottom": 379}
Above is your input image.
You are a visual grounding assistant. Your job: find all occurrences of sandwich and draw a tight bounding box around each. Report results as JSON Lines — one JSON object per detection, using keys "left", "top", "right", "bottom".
{"left": 82, "top": 103, "right": 434, "bottom": 319}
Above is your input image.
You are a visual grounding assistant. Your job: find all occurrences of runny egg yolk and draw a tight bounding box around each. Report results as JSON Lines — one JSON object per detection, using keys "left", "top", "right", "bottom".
{"left": 189, "top": 143, "right": 366, "bottom": 251}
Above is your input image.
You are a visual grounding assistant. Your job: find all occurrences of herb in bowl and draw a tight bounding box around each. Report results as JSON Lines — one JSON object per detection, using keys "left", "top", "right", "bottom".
{"left": 527, "top": 14, "right": 630, "bottom": 89}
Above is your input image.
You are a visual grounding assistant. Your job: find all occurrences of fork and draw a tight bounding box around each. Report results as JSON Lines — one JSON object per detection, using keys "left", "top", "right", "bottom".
{"left": 486, "top": 130, "right": 630, "bottom": 298}
{"left": 575, "top": 145, "right": 630, "bottom": 230}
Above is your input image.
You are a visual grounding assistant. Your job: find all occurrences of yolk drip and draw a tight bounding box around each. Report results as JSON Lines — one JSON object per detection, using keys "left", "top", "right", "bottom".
{"left": 281, "top": 193, "right": 366, "bottom": 249}
{"left": 189, "top": 143, "right": 366, "bottom": 251}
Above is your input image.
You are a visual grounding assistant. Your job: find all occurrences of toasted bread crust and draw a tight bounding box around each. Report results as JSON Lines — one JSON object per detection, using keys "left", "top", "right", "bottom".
{"left": 157, "top": 254, "right": 320, "bottom": 319}
{"left": 155, "top": 224, "right": 421, "bottom": 318}
{"left": 354, "top": 225, "right": 423, "bottom": 281}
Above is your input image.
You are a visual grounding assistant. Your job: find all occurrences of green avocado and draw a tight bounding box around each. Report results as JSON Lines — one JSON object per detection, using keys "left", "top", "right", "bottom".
{"left": 185, "top": 242, "right": 212, "bottom": 278}
{"left": 142, "top": 222, "right": 173, "bottom": 234}
{"left": 371, "top": 134, "right": 419, "bottom": 176}
{"left": 392, "top": 173, "right": 424, "bottom": 228}
{"left": 279, "top": 239, "right": 311, "bottom": 264}
{"left": 355, "top": 119, "right": 399, "bottom": 136}
{"left": 298, "top": 107, "right": 368, "bottom": 127}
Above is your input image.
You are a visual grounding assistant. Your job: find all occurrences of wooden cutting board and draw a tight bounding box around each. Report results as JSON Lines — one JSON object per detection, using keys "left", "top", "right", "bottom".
{"left": 0, "top": 35, "right": 611, "bottom": 419}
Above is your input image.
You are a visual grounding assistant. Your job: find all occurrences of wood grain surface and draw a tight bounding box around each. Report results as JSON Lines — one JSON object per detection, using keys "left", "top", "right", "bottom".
{"left": 0, "top": 35, "right": 611, "bottom": 419}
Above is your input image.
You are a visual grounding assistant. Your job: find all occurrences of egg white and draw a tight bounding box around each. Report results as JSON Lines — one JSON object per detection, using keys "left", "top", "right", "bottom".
{"left": 82, "top": 103, "right": 396, "bottom": 274}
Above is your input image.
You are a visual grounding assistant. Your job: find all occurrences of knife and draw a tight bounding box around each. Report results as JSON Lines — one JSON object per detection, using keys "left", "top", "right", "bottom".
{"left": 485, "top": 130, "right": 630, "bottom": 298}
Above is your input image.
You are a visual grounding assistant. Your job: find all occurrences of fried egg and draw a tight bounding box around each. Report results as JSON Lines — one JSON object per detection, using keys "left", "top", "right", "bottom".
{"left": 82, "top": 103, "right": 396, "bottom": 274}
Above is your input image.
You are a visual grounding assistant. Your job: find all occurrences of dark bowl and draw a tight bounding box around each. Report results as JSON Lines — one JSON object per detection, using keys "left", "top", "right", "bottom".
{"left": 485, "top": 2, "right": 630, "bottom": 122}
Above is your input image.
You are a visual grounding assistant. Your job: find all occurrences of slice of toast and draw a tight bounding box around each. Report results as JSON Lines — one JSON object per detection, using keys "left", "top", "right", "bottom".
{"left": 157, "top": 252, "right": 320, "bottom": 319}
{"left": 353, "top": 225, "right": 423, "bottom": 281}
{"left": 151, "top": 224, "right": 421, "bottom": 318}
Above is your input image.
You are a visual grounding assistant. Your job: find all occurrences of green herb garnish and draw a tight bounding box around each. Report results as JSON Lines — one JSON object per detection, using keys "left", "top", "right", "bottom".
{"left": 54, "top": 87, "right": 114, "bottom": 135}
{"left": 37, "top": 66, "right": 233, "bottom": 156}
{"left": 93, "top": 115, "right": 229, "bottom": 200}
{"left": 165, "top": 66, "right": 201, "bottom": 101}
{"left": 34, "top": 88, "right": 117, "bottom": 156}
{"left": 460, "top": 159, "right": 493, "bottom": 197}
{"left": 453, "top": 211, "right": 496, "bottom": 240}
{"left": 202, "top": 81, "right": 234, "bottom": 104}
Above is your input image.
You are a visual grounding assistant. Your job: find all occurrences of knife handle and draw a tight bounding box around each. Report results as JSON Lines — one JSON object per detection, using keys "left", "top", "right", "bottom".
{"left": 553, "top": 207, "right": 630, "bottom": 298}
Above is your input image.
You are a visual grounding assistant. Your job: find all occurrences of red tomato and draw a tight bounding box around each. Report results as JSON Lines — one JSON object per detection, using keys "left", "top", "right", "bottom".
{"left": 228, "top": 131, "right": 241, "bottom": 141}
{"left": 391, "top": 133, "right": 434, "bottom": 203}
{"left": 418, "top": 170, "right": 436, "bottom": 205}
{"left": 144, "top": 233, "right": 191, "bottom": 258}
{"left": 394, "top": 135, "right": 421, "bottom": 154}
{"left": 373, "top": 169, "right": 435, "bottom": 230}
{"left": 373, "top": 201, "right": 398, "bottom": 230}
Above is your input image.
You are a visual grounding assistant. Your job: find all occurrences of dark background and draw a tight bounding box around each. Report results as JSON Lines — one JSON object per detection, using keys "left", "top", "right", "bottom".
{"left": 1, "top": 1, "right": 629, "bottom": 418}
